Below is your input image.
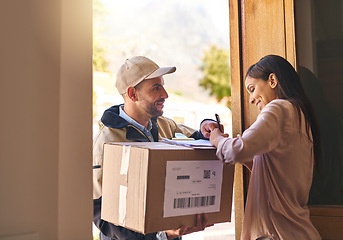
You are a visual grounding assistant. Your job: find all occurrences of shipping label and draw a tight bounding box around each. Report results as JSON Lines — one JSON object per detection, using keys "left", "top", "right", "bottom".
{"left": 163, "top": 160, "right": 223, "bottom": 218}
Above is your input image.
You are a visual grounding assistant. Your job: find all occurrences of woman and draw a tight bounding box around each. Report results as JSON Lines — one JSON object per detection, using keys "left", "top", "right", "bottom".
{"left": 209, "top": 55, "right": 321, "bottom": 240}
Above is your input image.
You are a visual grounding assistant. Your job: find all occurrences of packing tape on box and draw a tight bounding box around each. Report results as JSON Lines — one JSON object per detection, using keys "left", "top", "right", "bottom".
{"left": 119, "top": 185, "right": 127, "bottom": 225}
{"left": 120, "top": 146, "right": 130, "bottom": 175}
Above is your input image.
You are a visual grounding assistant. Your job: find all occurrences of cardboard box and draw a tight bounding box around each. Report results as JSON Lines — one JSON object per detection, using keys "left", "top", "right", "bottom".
{"left": 101, "top": 142, "right": 234, "bottom": 234}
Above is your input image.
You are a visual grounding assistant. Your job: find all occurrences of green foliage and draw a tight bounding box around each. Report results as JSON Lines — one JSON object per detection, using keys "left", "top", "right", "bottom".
{"left": 199, "top": 45, "right": 231, "bottom": 107}
{"left": 93, "top": 0, "right": 109, "bottom": 72}
{"left": 173, "top": 90, "right": 183, "bottom": 96}
{"left": 93, "top": 42, "right": 109, "bottom": 72}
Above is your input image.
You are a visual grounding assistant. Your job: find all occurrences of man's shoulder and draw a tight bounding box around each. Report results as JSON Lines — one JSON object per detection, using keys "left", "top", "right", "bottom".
{"left": 156, "top": 115, "right": 197, "bottom": 136}
{"left": 93, "top": 124, "right": 128, "bottom": 146}
{"left": 156, "top": 115, "right": 174, "bottom": 122}
{"left": 156, "top": 115, "right": 177, "bottom": 127}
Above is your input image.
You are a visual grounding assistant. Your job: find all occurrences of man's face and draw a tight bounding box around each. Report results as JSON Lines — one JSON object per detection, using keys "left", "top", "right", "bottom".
{"left": 134, "top": 76, "right": 169, "bottom": 117}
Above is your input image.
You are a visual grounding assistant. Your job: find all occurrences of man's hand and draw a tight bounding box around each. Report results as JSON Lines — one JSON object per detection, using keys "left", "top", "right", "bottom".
{"left": 200, "top": 120, "right": 224, "bottom": 138}
{"left": 164, "top": 214, "right": 213, "bottom": 239}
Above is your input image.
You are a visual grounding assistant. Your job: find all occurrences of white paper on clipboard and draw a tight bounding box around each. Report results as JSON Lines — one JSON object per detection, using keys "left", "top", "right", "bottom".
{"left": 161, "top": 138, "right": 215, "bottom": 149}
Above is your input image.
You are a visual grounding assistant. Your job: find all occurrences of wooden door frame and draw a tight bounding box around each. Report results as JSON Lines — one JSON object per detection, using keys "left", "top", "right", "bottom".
{"left": 228, "top": 0, "right": 244, "bottom": 239}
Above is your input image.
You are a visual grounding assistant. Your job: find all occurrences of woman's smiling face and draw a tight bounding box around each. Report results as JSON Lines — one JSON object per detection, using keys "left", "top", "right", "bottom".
{"left": 245, "top": 74, "right": 278, "bottom": 110}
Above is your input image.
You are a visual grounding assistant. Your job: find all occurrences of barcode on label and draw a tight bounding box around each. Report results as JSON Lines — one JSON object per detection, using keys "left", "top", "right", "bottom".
{"left": 173, "top": 196, "right": 215, "bottom": 209}
{"left": 204, "top": 170, "right": 211, "bottom": 179}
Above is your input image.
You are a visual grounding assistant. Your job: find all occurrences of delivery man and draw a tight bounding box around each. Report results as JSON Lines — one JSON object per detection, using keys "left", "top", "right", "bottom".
{"left": 93, "top": 56, "right": 220, "bottom": 240}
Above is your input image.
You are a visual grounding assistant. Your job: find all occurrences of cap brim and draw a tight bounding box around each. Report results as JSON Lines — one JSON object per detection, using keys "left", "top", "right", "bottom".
{"left": 145, "top": 66, "right": 176, "bottom": 79}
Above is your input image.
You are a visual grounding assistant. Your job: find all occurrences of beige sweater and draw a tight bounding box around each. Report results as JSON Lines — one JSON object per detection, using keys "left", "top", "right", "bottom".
{"left": 217, "top": 99, "right": 321, "bottom": 240}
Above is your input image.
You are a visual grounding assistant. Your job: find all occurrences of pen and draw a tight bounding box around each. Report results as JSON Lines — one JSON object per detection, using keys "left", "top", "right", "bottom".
{"left": 215, "top": 113, "right": 223, "bottom": 133}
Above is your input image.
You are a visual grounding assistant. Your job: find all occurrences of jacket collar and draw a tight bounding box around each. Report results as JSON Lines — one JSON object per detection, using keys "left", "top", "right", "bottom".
{"left": 101, "top": 104, "right": 159, "bottom": 142}
{"left": 101, "top": 104, "right": 128, "bottom": 129}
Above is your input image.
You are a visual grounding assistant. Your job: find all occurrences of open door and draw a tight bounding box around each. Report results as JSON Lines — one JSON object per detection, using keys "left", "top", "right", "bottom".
{"left": 229, "top": 0, "right": 296, "bottom": 239}
{"left": 229, "top": 0, "right": 343, "bottom": 239}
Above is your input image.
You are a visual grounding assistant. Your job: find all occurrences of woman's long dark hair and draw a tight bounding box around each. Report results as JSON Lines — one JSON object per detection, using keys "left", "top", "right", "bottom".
{"left": 245, "top": 54, "right": 321, "bottom": 168}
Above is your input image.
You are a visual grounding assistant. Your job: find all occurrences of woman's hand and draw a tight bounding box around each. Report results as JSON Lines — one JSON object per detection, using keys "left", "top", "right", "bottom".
{"left": 209, "top": 128, "right": 229, "bottom": 147}
{"left": 200, "top": 120, "right": 224, "bottom": 138}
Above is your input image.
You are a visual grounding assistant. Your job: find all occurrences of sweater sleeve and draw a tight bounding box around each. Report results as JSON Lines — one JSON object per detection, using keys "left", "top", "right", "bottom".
{"left": 217, "top": 101, "right": 286, "bottom": 164}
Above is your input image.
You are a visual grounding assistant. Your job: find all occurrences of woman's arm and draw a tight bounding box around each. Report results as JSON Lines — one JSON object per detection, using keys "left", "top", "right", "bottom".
{"left": 212, "top": 101, "right": 286, "bottom": 165}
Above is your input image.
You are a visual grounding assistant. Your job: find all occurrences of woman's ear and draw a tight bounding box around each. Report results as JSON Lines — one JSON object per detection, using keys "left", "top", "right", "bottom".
{"left": 269, "top": 73, "right": 278, "bottom": 89}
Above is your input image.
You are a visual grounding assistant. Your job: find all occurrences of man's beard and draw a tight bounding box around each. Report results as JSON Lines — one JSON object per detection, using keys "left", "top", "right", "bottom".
{"left": 145, "top": 99, "right": 164, "bottom": 118}
{"left": 147, "top": 104, "right": 164, "bottom": 118}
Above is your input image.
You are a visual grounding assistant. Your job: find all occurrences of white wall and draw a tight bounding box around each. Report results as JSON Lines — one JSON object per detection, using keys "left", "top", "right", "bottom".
{"left": 0, "top": 0, "right": 93, "bottom": 239}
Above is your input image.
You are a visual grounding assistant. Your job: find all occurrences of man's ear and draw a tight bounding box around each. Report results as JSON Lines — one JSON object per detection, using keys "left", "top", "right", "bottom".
{"left": 127, "top": 87, "right": 138, "bottom": 102}
{"left": 269, "top": 73, "right": 278, "bottom": 89}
